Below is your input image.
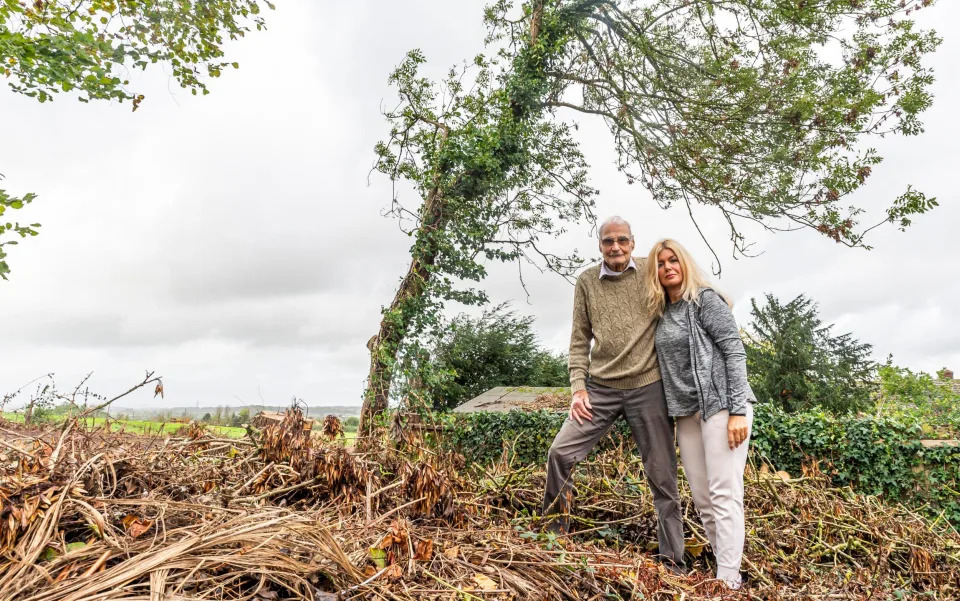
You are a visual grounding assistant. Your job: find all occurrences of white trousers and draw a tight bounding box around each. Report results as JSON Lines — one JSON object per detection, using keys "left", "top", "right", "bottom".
{"left": 676, "top": 404, "right": 753, "bottom": 585}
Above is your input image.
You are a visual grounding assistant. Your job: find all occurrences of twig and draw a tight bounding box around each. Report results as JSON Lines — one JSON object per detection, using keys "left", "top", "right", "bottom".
{"left": 0, "top": 436, "right": 37, "bottom": 457}
{"left": 75, "top": 371, "right": 163, "bottom": 419}
{"left": 421, "top": 569, "right": 485, "bottom": 601}
{"left": 237, "top": 477, "right": 320, "bottom": 503}
{"left": 367, "top": 496, "right": 428, "bottom": 528}
{"left": 335, "top": 566, "right": 390, "bottom": 597}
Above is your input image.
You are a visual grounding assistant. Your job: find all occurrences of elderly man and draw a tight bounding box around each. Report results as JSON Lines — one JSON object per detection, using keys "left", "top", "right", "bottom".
{"left": 542, "top": 215, "right": 685, "bottom": 571}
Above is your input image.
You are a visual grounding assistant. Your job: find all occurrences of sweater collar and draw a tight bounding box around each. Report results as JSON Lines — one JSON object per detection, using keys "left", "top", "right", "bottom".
{"left": 599, "top": 258, "right": 637, "bottom": 279}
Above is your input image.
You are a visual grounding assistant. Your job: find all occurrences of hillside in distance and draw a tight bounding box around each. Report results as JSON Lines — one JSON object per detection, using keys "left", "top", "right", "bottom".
{"left": 108, "top": 404, "right": 361, "bottom": 420}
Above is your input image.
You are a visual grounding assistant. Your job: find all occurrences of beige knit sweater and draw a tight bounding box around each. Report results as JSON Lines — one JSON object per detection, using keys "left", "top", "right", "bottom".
{"left": 568, "top": 261, "right": 662, "bottom": 393}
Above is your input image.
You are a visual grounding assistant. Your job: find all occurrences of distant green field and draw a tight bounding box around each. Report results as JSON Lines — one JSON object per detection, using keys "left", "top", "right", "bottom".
{"left": 79, "top": 418, "right": 248, "bottom": 438}
{"left": 0, "top": 413, "right": 247, "bottom": 438}
{"left": 0, "top": 412, "right": 359, "bottom": 445}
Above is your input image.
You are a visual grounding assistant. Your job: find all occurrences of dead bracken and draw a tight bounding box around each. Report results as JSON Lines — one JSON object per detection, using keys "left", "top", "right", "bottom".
{"left": 1, "top": 406, "right": 957, "bottom": 600}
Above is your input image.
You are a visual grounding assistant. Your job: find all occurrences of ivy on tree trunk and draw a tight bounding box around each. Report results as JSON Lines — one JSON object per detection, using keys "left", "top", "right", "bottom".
{"left": 360, "top": 2, "right": 601, "bottom": 437}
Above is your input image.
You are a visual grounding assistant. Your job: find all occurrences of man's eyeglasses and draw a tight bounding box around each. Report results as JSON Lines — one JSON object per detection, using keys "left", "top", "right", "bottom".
{"left": 600, "top": 236, "right": 633, "bottom": 248}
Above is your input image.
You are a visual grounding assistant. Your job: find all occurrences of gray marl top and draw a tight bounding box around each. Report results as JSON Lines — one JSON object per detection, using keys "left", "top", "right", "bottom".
{"left": 655, "top": 288, "right": 756, "bottom": 420}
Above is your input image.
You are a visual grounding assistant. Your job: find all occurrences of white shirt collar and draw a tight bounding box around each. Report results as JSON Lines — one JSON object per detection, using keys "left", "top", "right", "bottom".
{"left": 599, "top": 258, "right": 637, "bottom": 279}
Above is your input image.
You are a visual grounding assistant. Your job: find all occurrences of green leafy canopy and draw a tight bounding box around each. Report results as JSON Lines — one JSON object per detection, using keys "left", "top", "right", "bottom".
{"left": 364, "top": 0, "right": 943, "bottom": 428}
{"left": 0, "top": 0, "right": 274, "bottom": 279}
{"left": 486, "top": 0, "right": 943, "bottom": 261}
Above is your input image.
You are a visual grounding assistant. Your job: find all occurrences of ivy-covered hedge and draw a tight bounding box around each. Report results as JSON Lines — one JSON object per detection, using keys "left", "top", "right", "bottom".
{"left": 751, "top": 404, "right": 960, "bottom": 527}
{"left": 442, "top": 404, "right": 960, "bottom": 527}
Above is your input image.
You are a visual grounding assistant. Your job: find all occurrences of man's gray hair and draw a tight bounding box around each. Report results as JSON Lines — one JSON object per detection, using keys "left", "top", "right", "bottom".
{"left": 598, "top": 215, "right": 632, "bottom": 239}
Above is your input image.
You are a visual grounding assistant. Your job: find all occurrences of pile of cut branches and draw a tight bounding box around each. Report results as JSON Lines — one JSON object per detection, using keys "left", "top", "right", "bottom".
{"left": 1, "top": 408, "right": 957, "bottom": 600}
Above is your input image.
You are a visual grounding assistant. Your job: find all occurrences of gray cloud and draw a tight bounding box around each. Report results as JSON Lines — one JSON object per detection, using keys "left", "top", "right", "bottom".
{"left": 1, "top": 0, "right": 959, "bottom": 408}
{"left": 4, "top": 291, "right": 379, "bottom": 351}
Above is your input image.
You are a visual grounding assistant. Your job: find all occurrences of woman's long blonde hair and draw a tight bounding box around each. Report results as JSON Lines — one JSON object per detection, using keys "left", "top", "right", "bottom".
{"left": 644, "top": 238, "right": 732, "bottom": 316}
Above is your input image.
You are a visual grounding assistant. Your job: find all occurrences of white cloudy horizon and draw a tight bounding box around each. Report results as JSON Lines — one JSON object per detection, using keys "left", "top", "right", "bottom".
{"left": 1, "top": 1, "right": 958, "bottom": 411}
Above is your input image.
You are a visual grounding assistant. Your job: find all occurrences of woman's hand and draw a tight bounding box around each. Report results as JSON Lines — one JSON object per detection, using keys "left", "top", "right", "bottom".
{"left": 727, "top": 415, "right": 749, "bottom": 450}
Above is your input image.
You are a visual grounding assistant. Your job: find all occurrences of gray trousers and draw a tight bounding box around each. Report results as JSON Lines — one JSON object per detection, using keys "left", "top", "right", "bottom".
{"left": 542, "top": 380, "right": 686, "bottom": 567}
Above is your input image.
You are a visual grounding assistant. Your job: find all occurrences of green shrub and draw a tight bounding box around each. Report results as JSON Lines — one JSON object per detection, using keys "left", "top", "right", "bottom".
{"left": 443, "top": 404, "right": 960, "bottom": 527}
{"left": 418, "top": 304, "right": 570, "bottom": 411}
{"left": 30, "top": 406, "right": 56, "bottom": 423}
{"left": 442, "top": 410, "right": 570, "bottom": 466}
{"left": 342, "top": 416, "right": 359, "bottom": 433}
{"left": 873, "top": 361, "right": 960, "bottom": 428}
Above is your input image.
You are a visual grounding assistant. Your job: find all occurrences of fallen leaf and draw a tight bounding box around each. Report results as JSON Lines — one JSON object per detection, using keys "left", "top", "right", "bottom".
{"left": 684, "top": 539, "right": 707, "bottom": 558}
{"left": 369, "top": 547, "right": 387, "bottom": 569}
{"left": 385, "top": 564, "right": 403, "bottom": 581}
{"left": 122, "top": 514, "right": 153, "bottom": 538}
{"left": 442, "top": 545, "right": 459, "bottom": 559}
{"left": 414, "top": 539, "right": 433, "bottom": 561}
{"left": 473, "top": 573, "right": 497, "bottom": 591}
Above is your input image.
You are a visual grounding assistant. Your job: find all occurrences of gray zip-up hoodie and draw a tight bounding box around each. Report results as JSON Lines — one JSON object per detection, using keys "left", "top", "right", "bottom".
{"left": 657, "top": 288, "right": 756, "bottom": 420}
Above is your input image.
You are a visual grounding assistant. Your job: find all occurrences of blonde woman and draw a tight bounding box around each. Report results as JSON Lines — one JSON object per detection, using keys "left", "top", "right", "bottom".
{"left": 644, "top": 239, "right": 756, "bottom": 590}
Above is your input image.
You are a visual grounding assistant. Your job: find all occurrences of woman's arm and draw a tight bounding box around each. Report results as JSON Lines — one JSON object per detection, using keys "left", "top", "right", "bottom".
{"left": 698, "top": 290, "right": 752, "bottom": 416}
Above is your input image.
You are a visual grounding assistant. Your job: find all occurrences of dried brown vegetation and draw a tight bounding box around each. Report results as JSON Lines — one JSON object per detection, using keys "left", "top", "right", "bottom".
{"left": 321, "top": 415, "right": 345, "bottom": 441}
{"left": 1, "top": 408, "right": 957, "bottom": 600}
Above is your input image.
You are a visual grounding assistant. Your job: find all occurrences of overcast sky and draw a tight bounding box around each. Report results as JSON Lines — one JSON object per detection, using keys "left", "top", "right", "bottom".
{"left": 2, "top": 1, "right": 958, "bottom": 410}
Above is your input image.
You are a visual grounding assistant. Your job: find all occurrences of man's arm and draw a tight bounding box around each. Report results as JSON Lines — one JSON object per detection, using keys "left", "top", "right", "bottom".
{"left": 568, "top": 277, "right": 591, "bottom": 394}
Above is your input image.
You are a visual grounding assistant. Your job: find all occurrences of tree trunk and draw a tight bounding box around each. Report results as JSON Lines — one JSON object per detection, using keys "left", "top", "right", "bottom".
{"left": 359, "top": 186, "right": 447, "bottom": 439}
{"left": 358, "top": 1, "right": 555, "bottom": 438}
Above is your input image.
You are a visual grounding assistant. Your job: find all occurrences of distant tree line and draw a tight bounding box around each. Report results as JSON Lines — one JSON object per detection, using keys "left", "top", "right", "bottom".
{"left": 197, "top": 408, "right": 251, "bottom": 428}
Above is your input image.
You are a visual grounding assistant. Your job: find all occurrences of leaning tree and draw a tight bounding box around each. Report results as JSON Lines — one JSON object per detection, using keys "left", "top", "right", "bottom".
{"left": 360, "top": 0, "right": 941, "bottom": 435}
{"left": 0, "top": 0, "right": 273, "bottom": 279}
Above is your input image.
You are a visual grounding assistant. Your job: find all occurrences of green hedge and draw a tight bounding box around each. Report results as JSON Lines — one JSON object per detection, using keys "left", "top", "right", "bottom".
{"left": 442, "top": 404, "right": 960, "bottom": 527}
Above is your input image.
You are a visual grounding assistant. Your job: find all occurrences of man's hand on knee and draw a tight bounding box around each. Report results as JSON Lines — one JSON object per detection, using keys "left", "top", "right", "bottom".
{"left": 569, "top": 389, "right": 593, "bottom": 425}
